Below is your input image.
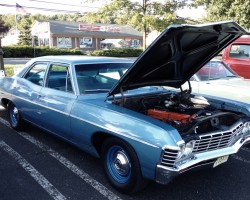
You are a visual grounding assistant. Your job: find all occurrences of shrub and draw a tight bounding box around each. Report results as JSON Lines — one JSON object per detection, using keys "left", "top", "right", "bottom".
{"left": 2, "top": 46, "right": 142, "bottom": 58}
{"left": 4, "top": 65, "right": 16, "bottom": 76}
{"left": 86, "top": 48, "right": 143, "bottom": 57}
{"left": 2, "top": 46, "right": 83, "bottom": 58}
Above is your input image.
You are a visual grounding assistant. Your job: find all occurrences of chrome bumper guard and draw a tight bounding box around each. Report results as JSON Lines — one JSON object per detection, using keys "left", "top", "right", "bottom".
{"left": 156, "top": 134, "right": 250, "bottom": 185}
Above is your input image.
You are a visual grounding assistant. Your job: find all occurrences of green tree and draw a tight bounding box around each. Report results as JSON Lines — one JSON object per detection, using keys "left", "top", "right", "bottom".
{"left": 84, "top": 0, "right": 186, "bottom": 49}
{"left": 191, "top": 0, "right": 250, "bottom": 30}
{"left": 18, "top": 17, "right": 32, "bottom": 46}
{"left": 0, "top": 14, "right": 16, "bottom": 29}
{"left": 1, "top": 13, "right": 89, "bottom": 30}
{"left": 0, "top": 18, "right": 9, "bottom": 71}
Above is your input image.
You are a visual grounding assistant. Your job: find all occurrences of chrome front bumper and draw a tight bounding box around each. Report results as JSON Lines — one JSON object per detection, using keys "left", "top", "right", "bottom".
{"left": 156, "top": 134, "right": 250, "bottom": 185}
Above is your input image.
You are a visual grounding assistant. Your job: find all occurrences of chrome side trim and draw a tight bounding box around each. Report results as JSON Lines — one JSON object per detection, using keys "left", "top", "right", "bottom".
{"left": 12, "top": 95, "right": 71, "bottom": 116}
{"left": 11, "top": 94, "right": 160, "bottom": 149}
{"left": 70, "top": 114, "right": 160, "bottom": 148}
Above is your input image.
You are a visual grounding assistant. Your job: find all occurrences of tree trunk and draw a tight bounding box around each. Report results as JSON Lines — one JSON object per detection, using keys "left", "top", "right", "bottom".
{"left": 0, "top": 38, "right": 4, "bottom": 71}
{"left": 143, "top": 25, "right": 147, "bottom": 50}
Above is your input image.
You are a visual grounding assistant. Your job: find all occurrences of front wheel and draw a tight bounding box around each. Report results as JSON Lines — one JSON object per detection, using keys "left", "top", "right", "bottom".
{"left": 8, "top": 102, "right": 25, "bottom": 131}
{"left": 101, "top": 137, "right": 148, "bottom": 194}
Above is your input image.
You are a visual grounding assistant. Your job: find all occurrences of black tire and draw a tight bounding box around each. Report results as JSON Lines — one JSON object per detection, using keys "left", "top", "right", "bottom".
{"left": 8, "top": 102, "right": 25, "bottom": 131}
{"left": 101, "top": 137, "right": 148, "bottom": 194}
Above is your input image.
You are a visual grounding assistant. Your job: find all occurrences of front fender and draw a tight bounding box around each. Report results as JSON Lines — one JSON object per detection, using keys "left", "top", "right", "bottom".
{"left": 70, "top": 97, "right": 183, "bottom": 181}
{"left": 72, "top": 98, "right": 182, "bottom": 148}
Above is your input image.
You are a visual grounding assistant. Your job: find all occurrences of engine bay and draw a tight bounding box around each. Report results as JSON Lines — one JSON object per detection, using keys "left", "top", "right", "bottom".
{"left": 113, "top": 88, "right": 244, "bottom": 139}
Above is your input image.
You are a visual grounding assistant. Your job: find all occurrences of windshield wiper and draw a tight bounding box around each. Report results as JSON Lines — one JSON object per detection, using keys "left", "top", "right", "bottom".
{"left": 226, "top": 75, "right": 237, "bottom": 78}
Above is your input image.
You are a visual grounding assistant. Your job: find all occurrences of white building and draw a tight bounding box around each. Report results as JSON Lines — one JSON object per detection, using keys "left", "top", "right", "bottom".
{"left": 2, "top": 28, "right": 20, "bottom": 46}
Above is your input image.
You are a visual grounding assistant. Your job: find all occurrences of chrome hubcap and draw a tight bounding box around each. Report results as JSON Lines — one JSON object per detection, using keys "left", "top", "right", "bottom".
{"left": 113, "top": 151, "right": 130, "bottom": 176}
{"left": 12, "top": 107, "right": 19, "bottom": 121}
{"left": 13, "top": 107, "right": 18, "bottom": 115}
{"left": 10, "top": 104, "right": 19, "bottom": 127}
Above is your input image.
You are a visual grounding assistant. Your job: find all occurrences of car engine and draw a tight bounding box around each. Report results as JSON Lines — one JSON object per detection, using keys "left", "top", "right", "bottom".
{"left": 113, "top": 89, "right": 244, "bottom": 141}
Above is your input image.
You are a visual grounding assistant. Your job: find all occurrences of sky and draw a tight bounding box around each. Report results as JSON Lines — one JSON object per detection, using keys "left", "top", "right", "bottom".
{"left": 0, "top": 0, "right": 102, "bottom": 14}
{"left": 0, "top": 0, "right": 206, "bottom": 20}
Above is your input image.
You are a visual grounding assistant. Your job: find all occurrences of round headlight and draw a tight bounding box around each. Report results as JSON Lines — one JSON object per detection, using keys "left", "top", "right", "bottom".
{"left": 242, "top": 122, "right": 250, "bottom": 134}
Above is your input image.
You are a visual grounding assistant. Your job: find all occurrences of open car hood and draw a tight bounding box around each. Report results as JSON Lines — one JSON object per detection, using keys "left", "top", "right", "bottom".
{"left": 109, "top": 21, "right": 248, "bottom": 96}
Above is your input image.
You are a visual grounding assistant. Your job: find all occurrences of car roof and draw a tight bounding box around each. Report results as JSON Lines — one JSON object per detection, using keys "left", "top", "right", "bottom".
{"left": 232, "top": 35, "right": 250, "bottom": 43}
{"left": 31, "top": 55, "right": 134, "bottom": 65}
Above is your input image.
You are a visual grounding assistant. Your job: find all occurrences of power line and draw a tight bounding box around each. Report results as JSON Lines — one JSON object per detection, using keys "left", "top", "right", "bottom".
{"left": 26, "top": 0, "right": 99, "bottom": 9}
{"left": 0, "top": 3, "right": 89, "bottom": 14}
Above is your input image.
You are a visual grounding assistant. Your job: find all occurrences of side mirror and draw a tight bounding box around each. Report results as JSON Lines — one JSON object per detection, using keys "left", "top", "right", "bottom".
{"left": 0, "top": 70, "right": 6, "bottom": 77}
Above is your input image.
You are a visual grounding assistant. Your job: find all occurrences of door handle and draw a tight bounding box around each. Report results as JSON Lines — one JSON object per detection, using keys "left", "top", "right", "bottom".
{"left": 38, "top": 94, "right": 45, "bottom": 98}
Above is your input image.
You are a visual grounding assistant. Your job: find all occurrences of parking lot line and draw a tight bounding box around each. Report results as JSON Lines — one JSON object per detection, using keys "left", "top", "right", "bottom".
{"left": 0, "top": 117, "right": 122, "bottom": 200}
{"left": 0, "top": 116, "right": 8, "bottom": 126}
{"left": 0, "top": 140, "right": 67, "bottom": 200}
{"left": 19, "top": 131, "right": 122, "bottom": 200}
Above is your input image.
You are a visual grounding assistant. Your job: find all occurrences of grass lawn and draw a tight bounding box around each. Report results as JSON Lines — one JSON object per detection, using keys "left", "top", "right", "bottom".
{"left": 4, "top": 65, "right": 23, "bottom": 76}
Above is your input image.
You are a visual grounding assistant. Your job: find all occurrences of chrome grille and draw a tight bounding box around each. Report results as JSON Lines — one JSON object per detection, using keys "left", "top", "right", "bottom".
{"left": 193, "top": 123, "right": 243, "bottom": 153}
{"left": 161, "top": 148, "right": 179, "bottom": 168}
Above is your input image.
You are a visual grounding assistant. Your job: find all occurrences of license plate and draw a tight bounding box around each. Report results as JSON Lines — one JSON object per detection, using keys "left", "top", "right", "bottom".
{"left": 213, "top": 155, "right": 229, "bottom": 168}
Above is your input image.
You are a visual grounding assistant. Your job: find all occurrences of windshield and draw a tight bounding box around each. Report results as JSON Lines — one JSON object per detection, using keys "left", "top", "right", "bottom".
{"left": 75, "top": 63, "right": 132, "bottom": 94}
{"left": 196, "top": 60, "right": 238, "bottom": 81}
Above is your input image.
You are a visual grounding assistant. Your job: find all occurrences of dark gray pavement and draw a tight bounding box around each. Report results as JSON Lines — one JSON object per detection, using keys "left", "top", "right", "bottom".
{"left": 0, "top": 107, "right": 250, "bottom": 200}
{"left": 4, "top": 58, "right": 31, "bottom": 65}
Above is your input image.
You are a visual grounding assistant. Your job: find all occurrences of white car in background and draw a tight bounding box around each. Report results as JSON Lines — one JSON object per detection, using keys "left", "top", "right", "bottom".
{"left": 189, "top": 58, "right": 250, "bottom": 103}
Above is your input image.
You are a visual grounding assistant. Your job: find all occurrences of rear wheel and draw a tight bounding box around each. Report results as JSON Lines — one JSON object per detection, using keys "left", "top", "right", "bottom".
{"left": 101, "top": 137, "right": 148, "bottom": 194}
{"left": 8, "top": 102, "right": 25, "bottom": 131}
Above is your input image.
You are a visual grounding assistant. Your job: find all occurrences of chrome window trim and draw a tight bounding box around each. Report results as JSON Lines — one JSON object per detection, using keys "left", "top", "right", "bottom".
{"left": 46, "top": 62, "right": 76, "bottom": 95}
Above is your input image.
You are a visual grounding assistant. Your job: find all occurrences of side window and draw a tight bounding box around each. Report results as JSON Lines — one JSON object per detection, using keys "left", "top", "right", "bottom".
{"left": 75, "top": 63, "right": 131, "bottom": 94}
{"left": 47, "top": 64, "right": 73, "bottom": 93}
{"left": 230, "top": 44, "right": 250, "bottom": 58}
{"left": 24, "top": 63, "right": 47, "bottom": 86}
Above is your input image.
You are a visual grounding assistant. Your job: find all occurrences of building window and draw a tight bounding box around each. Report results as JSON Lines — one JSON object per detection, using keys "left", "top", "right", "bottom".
{"left": 80, "top": 37, "right": 93, "bottom": 48}
{"left": 38, "top": 38, "right": 49, "bottom": 46}
{"left": 57, "top": 37, "right": 72, "bottom": 48}
{"left": 39, "top": 38, "right": 44, "bottom": 46}
{"left": 131, "top": 39, "right": 140, "bottom": 48}
{"left": 44, "top": 38, "right": 49, "bottom": 46}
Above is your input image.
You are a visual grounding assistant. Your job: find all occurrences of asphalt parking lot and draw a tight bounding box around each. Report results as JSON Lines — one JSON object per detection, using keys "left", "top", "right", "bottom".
{"left": 0, "top": 106, "right": 250, "bottom": 200}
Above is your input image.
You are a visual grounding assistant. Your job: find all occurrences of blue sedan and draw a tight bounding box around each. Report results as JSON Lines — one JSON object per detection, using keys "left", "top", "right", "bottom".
{"left": 1, "top": 21, "right": 250, "bottom": 194}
